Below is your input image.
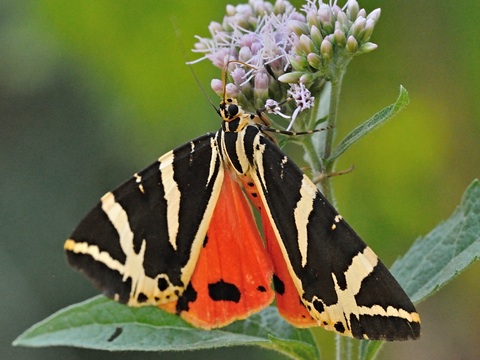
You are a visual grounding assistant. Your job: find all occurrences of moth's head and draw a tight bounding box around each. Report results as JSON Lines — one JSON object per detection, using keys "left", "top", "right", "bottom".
{"left": 218, "top": 97, "right": 242, "bottom": 122}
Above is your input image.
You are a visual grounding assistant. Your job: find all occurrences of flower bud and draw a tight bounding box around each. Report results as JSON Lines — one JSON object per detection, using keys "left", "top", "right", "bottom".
{"left": 299, "top": 34, "right": 316, "bottom": 54}
{"left": 231, "top": 67, "right": 247, "bottom": 86}
{"left": 278, "top": 71, "right": 303, "bottom": 84}
{"left": 254, "top": 71, "right": 269, "bottom": 91}
{"left": 289, "top": 54, "right": 310, "bottom": 71}
{"left": 274, "top": 0, "right": 286, "bottom": 14}
{"left": 320, "top": 39, "right": 333, "bottom": 61}
{"left": 358, "top": 42, "right": 378, "bottom": 54}
{"left": 310, "top": 25, "right": 323, "bottom": 49}
{"left": 225, "top": 83, "right": 239, "bottom": 98}
{"left": 346, "top": 35, "right": 358, "bottom": 54}
{"left": 254, "top": 71, "right": 269, "bottom": 100}
{"left": 238, "top": 46, "right": 253, "bottom": 63}
{"left": 226, "top": 5, "right": 235, "bottom": 16}
{"left": 318, "top": 4, "right": 334, "bottom": 28}
{"left": 306, "top": 11, "right": 320, "bottom": 29}
{"left": 367, "top": 8, "right": 381, "bottom": 24}
{"left": 299, "top": 73, "right": 314, "bottom": 84}
{"left": 350, "top": 17, "right": 366, "bottom": 38}
{"left": 211, "top": 79, "right": 223, "bottom": 96}
{"left": 346, "top": 0, "right": 360, "bottom": 21}
{"left": 361, "top": 19, "right": 375, "bottom": 42}
{"left": 307, "top": 52, "right": 322, "bottom": 70}
{"left": 334, "top": 29, "right": 346, "bottom": 47}
{"left": 336, "top": 10, "right": 349, "bottom": 29}
{"left": 208, "top": 21, "right": 223, "bottom": 36}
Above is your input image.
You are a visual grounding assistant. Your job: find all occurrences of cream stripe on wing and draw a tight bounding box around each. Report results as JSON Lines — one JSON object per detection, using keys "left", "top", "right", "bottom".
{"left": 158, "top": 150, "right": 181, "bottom": 251}
{"left": 64, "top": 239, "right": 125, "bottom": 274}
{"left": 101, "top": 192, "right": 148, "bottom": 284}
{"left": 294, "top": 175, "right": 317, "bottom": 267}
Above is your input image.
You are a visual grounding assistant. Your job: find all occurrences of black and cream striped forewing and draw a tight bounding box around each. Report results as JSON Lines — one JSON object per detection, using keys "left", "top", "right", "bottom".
{"left": 248, "top": 132, "right": 420, "bottom": 340}
{"left": 65, "top": 132, "right": 224, "bottom": 307}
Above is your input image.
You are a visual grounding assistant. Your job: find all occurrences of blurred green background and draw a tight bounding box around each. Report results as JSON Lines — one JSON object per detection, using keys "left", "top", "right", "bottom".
{"left": 1, "top": 0, "right": 479, "bottom": 359}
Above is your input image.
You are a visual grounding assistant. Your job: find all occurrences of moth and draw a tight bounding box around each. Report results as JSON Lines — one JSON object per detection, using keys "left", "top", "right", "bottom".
{"left": 65, "top": 66, "right": 420, "bottom": 340}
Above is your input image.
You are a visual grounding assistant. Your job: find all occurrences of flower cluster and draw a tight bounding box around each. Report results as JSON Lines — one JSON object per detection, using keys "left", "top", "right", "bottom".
{"left": 193, "top": 0, "right": 301, "bottom": 112}
{"left": 281, "top": 0, "right": 381, "bottom": 86}
{"left": 192, "top": 0, "right": 381, "bottom": 129}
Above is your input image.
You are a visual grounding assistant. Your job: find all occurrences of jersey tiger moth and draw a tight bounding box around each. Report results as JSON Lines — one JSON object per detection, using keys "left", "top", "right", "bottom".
{"left": 64, "top": 68, "right": 420, "bottom": 340}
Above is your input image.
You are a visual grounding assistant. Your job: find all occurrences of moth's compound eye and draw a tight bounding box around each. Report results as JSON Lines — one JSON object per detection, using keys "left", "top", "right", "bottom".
{"left": 227, "top": 104, "right": 238, "bottom": 118}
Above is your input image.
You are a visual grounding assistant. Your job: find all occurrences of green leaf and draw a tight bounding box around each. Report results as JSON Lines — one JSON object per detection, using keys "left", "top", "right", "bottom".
{"left": 13, "top": 296, "right": 317, "bottom": 360}
{"left": 358, "top": 340, "right": 383, "bottom": 360}
{"left": 328, "top": 86, "right": 409, "bottom": 161}
{"left": 391, "top": 179, "right": 480, "bottom": 303}
{"left": 359, "top": 179, "right": 480, "bottom": 360}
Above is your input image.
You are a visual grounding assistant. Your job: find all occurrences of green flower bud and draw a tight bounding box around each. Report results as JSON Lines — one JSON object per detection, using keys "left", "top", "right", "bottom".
{"left": 299, "top": 34, "right": 316, "bottom": 54}
{"left": 334, "top": 29, "right": 346, "bottom": 47}
{"left": 278, "top": 71, "right": 304, "bottom": 84}
{"left": 310, "top": 25, "right": 323, "bottom": 49}
{"left": 346, "top": 35, "right": 358, "bottom": 54}
{"left": 300, "top": 73, "right": 315, "bottom": 84}
{"left": 320, "top": 39, "right": 333, "bottom": 61}
{"left": 346, "top": 0, "right": 360, "bottom": 21}
{"left": 336, "top": 10, "right": 349, "bottom": 29}
{"left": 358, "top": 42, "right": 378, "bottom": 54}
{"left": 289, "top": 54, "right": 310, "bottom": 71}
{"left": 361, "top": 19, "right": 375, "bottom": 42}
{"left": 318, "top": 4, "right": 334, "bottom": 34}
{"left": 306, "top": 11, "right": 320, "bottom": 30}
{"left": 350, "top": 17, "right": 366, "bottom": 38}
{"left": 273, "top": 0, "right": 286, "bottom": 14}
{"left": 307, "top": 52, "right": 322, "bottom": 70}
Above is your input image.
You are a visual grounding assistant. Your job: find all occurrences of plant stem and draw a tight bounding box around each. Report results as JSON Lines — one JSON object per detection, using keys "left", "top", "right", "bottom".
{"left": 321, "top": 65, "right": 346, "bottom": 206}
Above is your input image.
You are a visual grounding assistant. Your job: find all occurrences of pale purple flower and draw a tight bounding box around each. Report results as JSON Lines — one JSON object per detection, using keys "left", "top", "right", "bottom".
{"left": 286, "top": 82, "right": 314, "bottom": 130}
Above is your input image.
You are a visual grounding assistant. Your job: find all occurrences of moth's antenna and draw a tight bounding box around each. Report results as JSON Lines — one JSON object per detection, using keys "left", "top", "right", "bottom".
{"left": 221, "top": 61, "right": 229, "bottom": 104}
{"left": 172, "top": 18, "right": 218, "bottom": 113}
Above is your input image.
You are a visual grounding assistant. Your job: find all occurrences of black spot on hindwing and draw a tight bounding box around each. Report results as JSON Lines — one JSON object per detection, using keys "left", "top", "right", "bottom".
{"left": 273, "top": 274, "right": 285, "bottom": 295}
{"left": 176, "top": 283, "right": 198, "bottom": 314}
{"left": 208, "top": 279, "right": 241, "bottom": 302}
